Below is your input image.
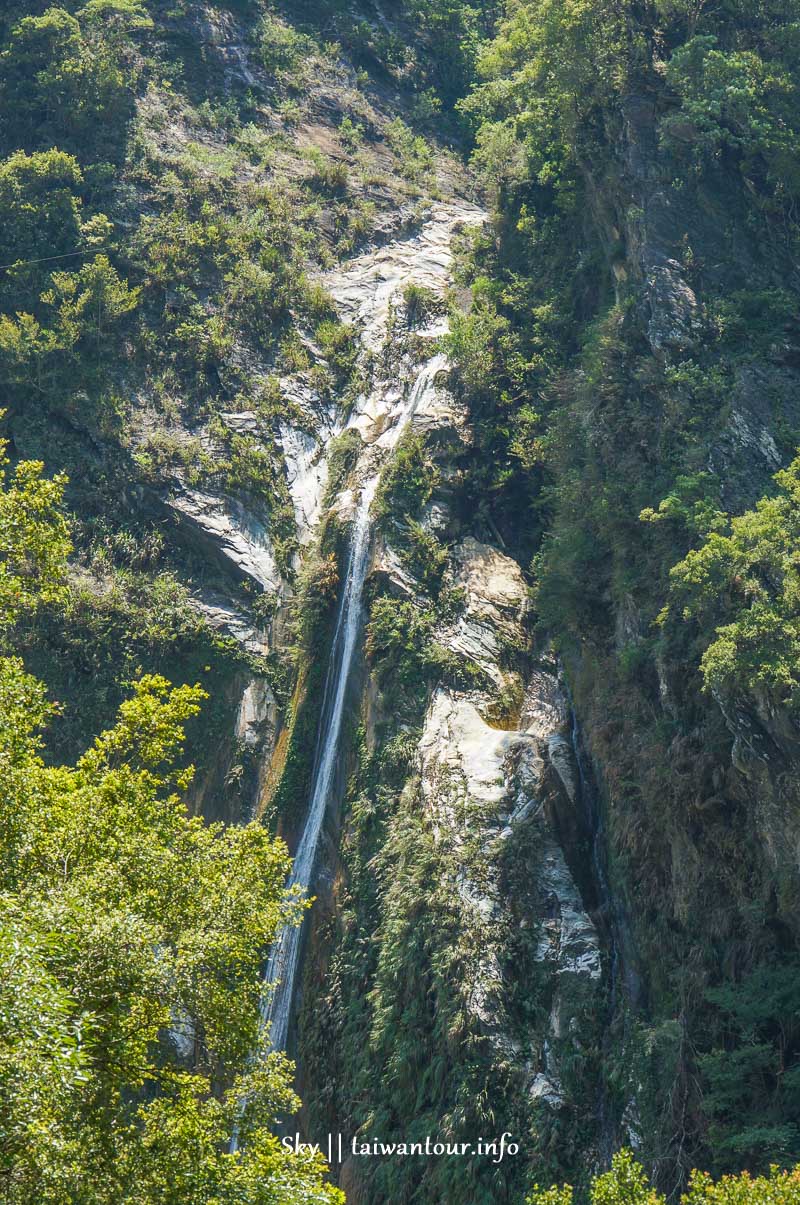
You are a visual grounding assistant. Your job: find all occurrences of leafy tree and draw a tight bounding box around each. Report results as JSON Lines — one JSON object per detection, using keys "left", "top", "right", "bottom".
{"left": 527, "top": 1149, "right": 800, "bottom": 1205}
{"left": 662, "top": 36, "right": 800, "bottom": 198}
{"left": 406, "top": 0, "right": 497, "bottom": 109}
{"left": 700, "top": 961, "right": 800, "bottom": 1168}
{"left": 0, "top": 6, "right": 134, "bottom": 158}
{"left": 44, "top": 252, "right": 140, "bottom": 348}
{"left": 0, "top": 443, "right": 70, "bottom": 625}
{"left": 0, "top": 149, "right": 87, "bottom": 310}
{"left": 374, "top": 430, "right": 439, "bottom": 522}
{"left": 0, "top": 151, "right": 135, "bottom": 389}
{"left": 462, "top": 0, "right": 640, "bottom": 191}
{"left": 0, "top": 457, "right": 343, "bottom": 1201}
{"left": 662, "top": 454, "right": 800, "bottom": 713}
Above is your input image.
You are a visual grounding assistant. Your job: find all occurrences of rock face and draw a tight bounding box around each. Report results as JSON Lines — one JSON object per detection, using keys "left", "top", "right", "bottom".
{"left": 274, "top": 201, "right": 483, "bottom": 545}
{"left": 530, "top": 74, "right": 800, "bottom": 1182}
{"left": 156, "top": 171, "right": 608, "bottom": 1189}
{"left": 235, "top": 679, "right": 276, "bottom": 751}
{"left": 285, "top": 185, "right": 611, "bottom": 1200}
{"left": 191, "top": 594, "right": 268, "bottom": 656}
{"left": 163, "top": 489, "right": 284, "bottom": 821}
{"left": 439, "top": 537, "right": 528, "bottom": 684}
{"left": 168, "top": 487, "right": 282, "bottom": 592}
{"left": 417, "top": 541, "right": 602, "bottom": 1106}
{"left": 326, "top": 202, "right": 484, "bottom": 352}
{"left": 645, "top": 257, "right": 700, "bottom": 354}
{"left": 277, "top": 421, "right": 330, "bottom": 544}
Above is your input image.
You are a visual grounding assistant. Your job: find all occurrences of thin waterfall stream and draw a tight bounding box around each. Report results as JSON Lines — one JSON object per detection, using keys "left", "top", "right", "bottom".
{"left": 234, "top": 354, "right": 448, "bottom": 1121}
{"left": 230, "top": 201, "right": 483, "bottom": 1154}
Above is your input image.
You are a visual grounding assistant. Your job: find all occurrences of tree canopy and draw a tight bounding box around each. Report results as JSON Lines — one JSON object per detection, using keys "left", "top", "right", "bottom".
{"left": 0, "top": 451, "right": 342, "bottom": 1201}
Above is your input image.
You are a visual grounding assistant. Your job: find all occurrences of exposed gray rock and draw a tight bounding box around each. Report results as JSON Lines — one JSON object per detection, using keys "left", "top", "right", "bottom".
{"left": 416, "top": 660, "right": 602, "bottom": 1101}
{"left": 370, "top": 539, "right": 418, "bottom": 598}
{"left": 168, "top": 487, "right": 281, "bottom": 592}
{"left": 277, "top": 422, "right": 329, "bottom": 542}
{"left": 536, "top": 838, "right": 602, "bottom": 982}
{"left": 275, "top": 203, "right": 484, "bottom": 545}
{"left": 191, "top": 595, "right": 268, "bottom": 655}
{"left": 438, "top": 538, "right": 527, "bottom": 685}
{"left": 326, "top": 201, "right": 484, "bottom": 352}
{"left": 529, "top": 1072, "right": 565, "bottom": 1109}
{"left": 547, "top": 733, "right": 578, "bottom": 805}
{"left": 235, "top": 680, "right": 276, "bottom": 749}
{"left": 727, "top": 407, "right": 781, "bottom": 467}
{"left": 419, "top": 500, "right": 450, "bottom": 533}
{"left": 220, "top": 410, "right": 259, "bottom": 435}
{"left": 645, "top": 257, "right": 700, "bottom": 354}
{"left": 410, "top": 376, "right": 468, "bottom": 443}
{"left": 419, "top": 688, "right": 525, "bottom": 818}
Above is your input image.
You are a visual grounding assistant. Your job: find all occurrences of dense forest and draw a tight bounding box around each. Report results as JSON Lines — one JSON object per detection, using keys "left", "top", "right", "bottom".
{"left": 1, "top": 0, "right": 800, "bottom": 1202}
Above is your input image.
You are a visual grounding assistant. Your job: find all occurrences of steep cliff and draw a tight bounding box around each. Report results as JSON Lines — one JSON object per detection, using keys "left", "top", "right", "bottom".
{"left": 442, "top": 0, "right": 800, "bottom": 1185}
{"left": 3, "top": 0, "right": 800, "bottom": 1202}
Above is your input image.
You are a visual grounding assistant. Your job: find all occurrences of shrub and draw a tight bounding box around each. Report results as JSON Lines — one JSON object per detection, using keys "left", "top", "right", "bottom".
{"left": 384, "top": 118, "right": 435, "bottom": 184}
{"left": 0, "top": 5, "right": 134, "bottom": 158}
{"left": 661, "top": 454, "right": 800, "bottom": 712}
{"left": 402, "top": 282, "right": 442, "bottom": 328}
{"left": 662, "top": 37, "right": 800, "bottom": 198}
{"left": 374, "top": 431, "right": 438, "bottom": 523}
{"left": 527, "top": 1148, "right": 800, "bottom": 1205}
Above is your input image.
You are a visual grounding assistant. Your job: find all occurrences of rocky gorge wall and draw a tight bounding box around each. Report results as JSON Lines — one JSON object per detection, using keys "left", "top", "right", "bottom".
{"left": 454, "top": 8, "right": 800, "bottom": 1182}
{"left": 8, "top": 0, "right": 800, "bottom": 1198}
{"left": 271, "top": 210, "right": 620, "bottom": 1201}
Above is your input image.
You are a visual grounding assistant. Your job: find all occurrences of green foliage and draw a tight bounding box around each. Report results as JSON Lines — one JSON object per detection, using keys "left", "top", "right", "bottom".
{"left": 640, "top": 473, "right": 726, "bottom": 537}
{"left": 292, "top": 550, "right": 340, "bottom": 655}
{"left": 44, "top": 252, "right": 140, "bottom": 345}
{"left": 366, "top": 597, "right": 473, "bottom": 700}
{"left": 450, "top": 0, "right": 800, "bottom": 1185}
{"left": 528, "top": 1149, "right": 800, "bottom": 1205}
{"left": 0, "top": 448, "right": 70, "bottom": 626}
{"left": 0, "top": 149, "right": 88, "bottom": 308}
{"left": 365, "top": 597, "right": 437, "bottom": 690}
{"left": 403, "top": 519, "right": 450, "bottom": 595}
{"left": 707, "top": 288, "right": 797, "bottom": 351}
{"left": 406, "top": 0, "right": 496, "bottom": 110}
{"left": 663, "top": 37, "right": 800, "bottom": 200}
{"left": 338, "top": 115, "right": 363, "bottom": 152}
{"left": 308, "top": 150, "right": 350, "bottom": 195}
{"left": 402, "top": 281, "right": 442, "bottom": 328}
{"left": 445, "top": 295, "right": 506, "bottom": 398}
{"left": 663, "top": 455, "right": 800, "bottom": 711}
{"left": 324, "top": 428, "right": 363, "bottom": 505}
{"left": 256, "top": 13, "right": 315, "bottom": 80}
{"left": 0, "top": 458, "right": 342, "bottom": 1202}
{"left": 0, "top": 149, "right": 136, "bottom": 396}
{"left": 0, "top": 5, "right": 134, "bottom": 159}
{"left": 374, "top": 430, "right": 439, "bottom": 522}
{"left": 373, "top": 428, "right": 450, "bottom": 596}
{"left": 385, "top": 118, "right": 435, "bottom": 185}
{"left": 463, "top": 0, "right": 638, "bottom": 191}
{"left": 700, "top": 961, "right": 800, "bottom": 1167}
{"left": 16, "top": 552, "right": 249, "bottom": 774}
{"left": 315, "top": 316, "right": 359, "bottom": 382}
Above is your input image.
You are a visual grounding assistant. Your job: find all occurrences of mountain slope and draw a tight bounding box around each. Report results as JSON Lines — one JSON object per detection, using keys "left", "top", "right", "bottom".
{"left": 2, "top": 0, "right": 800, "bottom": 1201}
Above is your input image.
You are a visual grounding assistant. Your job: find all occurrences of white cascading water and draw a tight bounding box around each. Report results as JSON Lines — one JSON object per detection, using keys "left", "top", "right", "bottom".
{"left": 228, "top": 200, "right": 483, "bottom": 1154}
{"left": 228, "top": 354, "right": 448, "bottom": 1144}
{"left": 257, "top": 472, "right": 377, "bottom": 1054}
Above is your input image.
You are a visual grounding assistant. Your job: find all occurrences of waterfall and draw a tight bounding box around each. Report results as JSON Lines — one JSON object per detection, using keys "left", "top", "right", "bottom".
{"left": 230, "top": 353, "right": 447, "bottom": 1135}
{"left": 225, "top": 206, "right": 482, "bottom": 1162}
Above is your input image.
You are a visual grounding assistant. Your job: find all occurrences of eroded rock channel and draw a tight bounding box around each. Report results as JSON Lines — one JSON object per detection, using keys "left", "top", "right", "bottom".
{"left": 200, "top": 200, "right": 620, "bottom": 1200}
